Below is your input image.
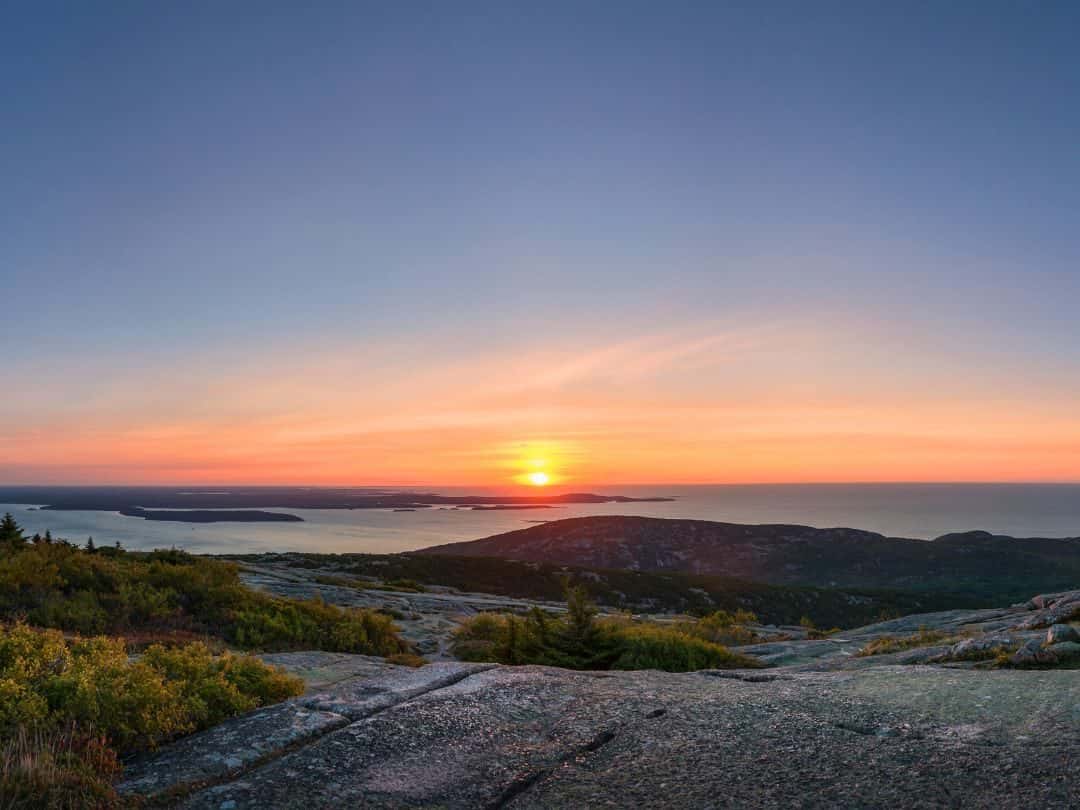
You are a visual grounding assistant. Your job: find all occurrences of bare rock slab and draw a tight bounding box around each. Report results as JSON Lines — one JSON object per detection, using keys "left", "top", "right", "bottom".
{"left": 258, "top": 651, "right": 401, "bottom": 692}
{"left": 117, "top": 660, "right": 494, "bottom": 801}
{"left": 179, "top": 666, "right": 644, "bottom": 809}
{"left": 171, "top": 663, "right": 1080, "bottom": 809}
{"left": 299, "top": 661, "right": 494, "bottom": 719}
{"left": 118, "top": 702, "right": 348, "bottom": 798}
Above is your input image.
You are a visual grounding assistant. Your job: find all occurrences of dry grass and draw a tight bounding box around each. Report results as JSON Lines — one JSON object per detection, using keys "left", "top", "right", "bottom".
{"left": 385, "top": 653, "right": 428, "bottom": 668}
{"left": 855, "top": 627, "right": 953, "bottom": 657}
{"left": 0, "top": 724, "right": 125, "bottom": 810}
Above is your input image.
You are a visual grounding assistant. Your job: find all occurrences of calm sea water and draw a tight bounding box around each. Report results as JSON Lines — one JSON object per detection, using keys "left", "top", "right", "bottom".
{"left": 3, "top": 484, "right": 1079, "bottom": 555}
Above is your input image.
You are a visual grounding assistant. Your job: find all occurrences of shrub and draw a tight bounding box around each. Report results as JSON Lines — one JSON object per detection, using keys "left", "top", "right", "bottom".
{"left": 855, "top": 627, "right": 953, "bottom": 657}
{"left": 0, "top": 678, "right": 48, "bottom": 728}
{"left": 229, "top": 597, "right": 403, "bottom": 655}
{"left": 0, "top": 622, "right": 306, "bottom": 809}
{"left": 607, "top": 622, "right": 759, "bottom": 671}
{"left": 676, "top": 609, "right": 762, "bottom": 646}
{"left": 43, "top": 635, "right": 191, "bottom": 751}
{"left": 0, "top": 623, "right": 304, "bottom": 753}
{"left": 799, "top": 615, "right": 841, "bottom": 640}
{"left": 0, "top": 524, "right": 406, "bottom": 657}
{"left": 451, "top": 588, "right": 762, "bottom": 673}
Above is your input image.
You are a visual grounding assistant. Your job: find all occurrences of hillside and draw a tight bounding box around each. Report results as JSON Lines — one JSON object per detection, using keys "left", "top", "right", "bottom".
{"left": 118, "top": 587, "right": 1080, "bottom": 808}
{"left": 419, "top": 516, "right": 1080, "bottom": 602}
{"left": 229, "top": 553, "right": 989, "bottom": 651}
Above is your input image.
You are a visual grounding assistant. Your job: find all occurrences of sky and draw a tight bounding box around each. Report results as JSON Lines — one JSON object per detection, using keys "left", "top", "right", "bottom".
{"left": 3, "top": 2, "right": 1080, "bottom": 487}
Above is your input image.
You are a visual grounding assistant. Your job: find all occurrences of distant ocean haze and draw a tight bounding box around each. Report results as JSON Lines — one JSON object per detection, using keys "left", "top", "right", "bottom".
{"left": 2, "top": 483, "right": 1079, "bottom": 555}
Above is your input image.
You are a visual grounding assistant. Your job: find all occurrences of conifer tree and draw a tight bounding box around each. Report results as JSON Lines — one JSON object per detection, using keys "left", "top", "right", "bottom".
{"left": 0, "top": 513, "right": 26, "bottom": 550}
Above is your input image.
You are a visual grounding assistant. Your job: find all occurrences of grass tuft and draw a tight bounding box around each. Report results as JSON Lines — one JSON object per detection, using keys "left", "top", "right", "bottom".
{"left": 855, "top": 627, "right": 954, "bottom": 657}
{"left": 0, "top": 724, "right": 124, "bottom": 810}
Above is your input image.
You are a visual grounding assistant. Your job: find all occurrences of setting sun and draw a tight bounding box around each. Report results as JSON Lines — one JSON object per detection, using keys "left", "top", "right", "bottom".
{"left": 527, "top": 471, "right": 550, "bottom": 486}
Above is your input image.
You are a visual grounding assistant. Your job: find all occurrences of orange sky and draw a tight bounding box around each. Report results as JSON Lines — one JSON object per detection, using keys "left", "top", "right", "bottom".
{"left": 5, "top": 317, "right": 1080, "bottom": 487}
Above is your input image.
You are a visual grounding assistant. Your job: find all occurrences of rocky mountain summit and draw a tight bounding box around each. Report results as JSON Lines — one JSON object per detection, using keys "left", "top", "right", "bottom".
{"left": 422, "top": 516, "right": 1080, "bottom": 601}
{"left": 119, "top": 588, "right": 1080, "bottom": 808}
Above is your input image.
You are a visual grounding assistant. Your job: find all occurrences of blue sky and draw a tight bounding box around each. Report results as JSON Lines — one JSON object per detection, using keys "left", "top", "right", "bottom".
{"left": 3, "top": 2, "right": 1080, "bottom": 484}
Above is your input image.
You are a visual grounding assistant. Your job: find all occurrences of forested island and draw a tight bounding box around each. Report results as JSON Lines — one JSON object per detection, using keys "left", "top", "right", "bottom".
{"left": 118, "top": 507, "right": 305, "bottom": 523}
{"left": 0, "top": 486, "right": 671, "bottom": 523}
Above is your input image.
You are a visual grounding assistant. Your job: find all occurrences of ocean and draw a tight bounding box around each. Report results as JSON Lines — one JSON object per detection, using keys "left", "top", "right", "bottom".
{"left": 2, "top": 483, "right": 1079, "bottom": 555}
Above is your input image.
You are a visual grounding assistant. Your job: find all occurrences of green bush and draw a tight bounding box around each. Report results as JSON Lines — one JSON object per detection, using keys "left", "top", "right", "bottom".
{"left": 608, "top": 622, "right": 759, "bottom": 671}
{"left": 452, "top": 587, "right": 762, "bottom": 673}
{"left": 0, "top": 621, "right": 307, "bottom": 809}
{"left": 0, "top": 623, "right": 304, "bottom": 753}
{"left": 0, "top": 519, "right": 406, "bottom": 656}
{"left": 674, "top": 609, "right": 762, "bottom": 646}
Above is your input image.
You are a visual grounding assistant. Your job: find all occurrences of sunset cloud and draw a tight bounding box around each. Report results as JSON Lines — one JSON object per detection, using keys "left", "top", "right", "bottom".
{"left": 5, "top": 314, "right": 1080, "bottom": 486}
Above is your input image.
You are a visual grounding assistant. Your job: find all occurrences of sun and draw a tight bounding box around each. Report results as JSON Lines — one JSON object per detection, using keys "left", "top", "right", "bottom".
{"left": 527, "top": 471, "right": 550, "bottom": 487}
{"left": 506, "top": 442, "right": 568, "bottom": 487}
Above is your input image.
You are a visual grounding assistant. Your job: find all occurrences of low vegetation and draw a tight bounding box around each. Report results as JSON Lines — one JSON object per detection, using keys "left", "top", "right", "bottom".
{"left": 0, "top": 514, "right": 411, "bottom": 808}
{"left": 384, "top": 652, "right": 428, "bottom": 668}
{"left": 855, "top": 627, "right": 954, "bottom": 657}
{"left": 0, "top": 622, "right": 304, "bottom": 808}
{"left": 452, "top": 586, "right": 762, "bottom": 672}
{"left": 672, "top": 608, "right": 764, "bottom": 646}
{"left": 314, "top": 574, "right": 427, "bottom": 594}
{"left": 1, "top": 724, "right": 122, "bottom": 810}
{"left": 228, "top": 550, "right": 987, "bottom": 629}
{"left": 0, "top": 515, "right": 406, "bottom": 656}
{"left": 799, "top": 615, "right": 842, "bottom": 640}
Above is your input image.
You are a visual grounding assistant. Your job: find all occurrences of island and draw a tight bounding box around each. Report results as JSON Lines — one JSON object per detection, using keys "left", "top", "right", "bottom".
{"left": 0, "top": 486, "right": 673, "bottom": 524}
{"left": 118, "top": 508, "right": 304, "bottom": 523}
{"left": 468, "top": 504, "right": 557, "bottom": 511}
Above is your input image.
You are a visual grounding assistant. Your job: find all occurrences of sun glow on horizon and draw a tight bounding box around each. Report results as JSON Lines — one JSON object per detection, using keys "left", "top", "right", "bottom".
{"left": 527, "top": 470, "right": 550, "bottom": 486}
{"left": 504, "top": 443, "right": 571, "bottom": 487}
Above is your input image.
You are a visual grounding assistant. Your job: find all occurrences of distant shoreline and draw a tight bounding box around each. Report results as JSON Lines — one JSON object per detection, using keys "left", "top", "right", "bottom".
{"left": 0, "top": 486, "right": 673, "bottom": 524}
{"left": 118, "top": 507, "right": 304, "bottom": 524}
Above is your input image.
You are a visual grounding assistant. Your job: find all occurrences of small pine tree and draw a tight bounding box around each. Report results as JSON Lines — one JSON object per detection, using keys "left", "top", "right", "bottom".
{"left": 43, "top": 530, "right": 53, "bottom": 544}
{"left": 85, "top": 537, "right": 96, "bottom": 553}
{"left": 564, "top": 583, "right": 598, "bottom": 643}
{"left": 540, "top": 581, "right": 619, "bottom": 670}
{"left": 0, "top": 513, "right": 26, "bottom": 551}
{"left": 500, "top": 614, "right": 521, "bottom": 665}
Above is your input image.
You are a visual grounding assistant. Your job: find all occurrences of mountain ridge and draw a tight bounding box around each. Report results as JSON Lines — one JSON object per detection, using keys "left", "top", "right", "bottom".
{"left": 418, "top": 515, "right": 1080, "bottom": 600}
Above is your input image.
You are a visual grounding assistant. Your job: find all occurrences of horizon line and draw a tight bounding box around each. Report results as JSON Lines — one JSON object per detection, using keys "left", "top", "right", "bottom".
{"left": 4, "top": 480, "right": 1080, "bottom": 489}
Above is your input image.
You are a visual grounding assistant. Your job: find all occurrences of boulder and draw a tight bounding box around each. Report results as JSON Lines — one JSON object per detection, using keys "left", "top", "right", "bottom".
{"left": 1010, "top": 639, "right": 1058, "bottom": 667}
{"left": 1019, "top": 595, "right": 1080, "bottom": 629}
{"left": 944, "top": 635, "right": 1017, "bottom": 661}
{"left": 1047, "top": 640, "right": 1080, "bottom": 662}
{"left": 1046, "top": 623, "right": 1080, "bottom": 645}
